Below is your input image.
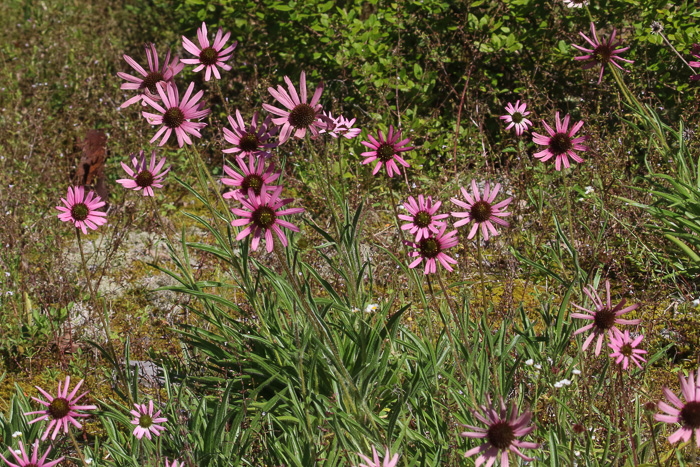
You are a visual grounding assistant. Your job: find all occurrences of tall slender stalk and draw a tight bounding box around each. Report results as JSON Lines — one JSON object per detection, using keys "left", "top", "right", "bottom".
{"left": 645, "top": 411, "right": 662, "bottom": 467}
{"left": 475, "top": 230, "right": 489, "bottom": 312}
{"left": 617, "top": 365, "right": 639, "bottom": 466}
{"left": 426, "top": 275, "right": 465, "bottom": 380}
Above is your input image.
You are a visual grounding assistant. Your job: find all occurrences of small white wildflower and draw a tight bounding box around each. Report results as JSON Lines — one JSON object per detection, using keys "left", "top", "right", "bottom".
{"left": 554, "top": 382, "right": 563, "bottom": 388}
{"left": 534, "top": 364, "right": 542, "bottom": 370}
{"left": 547, "top": 357, "right": 553, "bottom": 365}
{"left": 575, "top": 450, "right": 581, "bottom": 457}
{"left": 584, "top": 186, "right": 594, "bottom": 195}
{"left": 572, "top": 369, "right": 581, "bottom": 375}
{"left": 351, "top": 307, "right": 360, "bottom": 313}
{"left": 525, "top": 359, "right": 534, "bottom": 366}
{"left": 14, "top": 450, "right": 21, "bottom": 456}
{"left": 365, "top": 304, "right": 379, "bottom": 313}
{"left": 12, "top": 431, "right": 22, "bottom": 438}
{"left": 6, "top": 291, "right": 13, "bottom": 296}
{"left": 85, "top": 459, "right": 93, "bottom": 465}
{"left": 561, "top": 379, "right": 572, "bottom": 386}
{"left": 692, "top": 298, "right": 700, "bottom": 307}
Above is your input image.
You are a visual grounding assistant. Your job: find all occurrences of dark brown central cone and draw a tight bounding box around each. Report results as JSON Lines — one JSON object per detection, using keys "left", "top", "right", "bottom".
{"left": 414, "top": 211, "right": 432, "bottom": 228}
{"left": 593, "top": 308, "right": 616, "bottom": 332}
{"left": 549, "top": 132, "right": 572, "bottom": 156}
{"left": 288, "top": 104, "right": 316, "bottom": 129}
{"left": 142, "top": 71, "right": 165, "bottom": 94}
{"left": 70, "top": 203, "right": 89, "bottom": 221}
{"left": 139, "top": 414, "right": 153, "bottom": 428}
{"left": 680, "top": 401, "right": 700, "bottom": 429}
{"left": 199, "top": 47, "right": 219, "bottom": 66}
{"left": 48, "top": 397, "right": 71, "bottom": 419}
{"left": 239, "top": 132, "right": 260, "bottom": 152}
{"left": 470, "top": 201, "right": 492, "bottom": 223}
{"left": 136, "top": 170, "right": 154, "bottom": 188}
{"left": 241, "top": 174, "right": 264, "bottom": 195}
{"left": 163, "top": 107, "right": 185, "bottom": 129}
{"left": 252, "top": 206, "right": 276, "bottom": 229}
{"left": 487, "top": 421, "right": 515, "bottom": 450}
{"left": 418, "top": 238, "right": 440, "bottom": 259}
{"left": 512, "top": 112, "right": 523, "bottom": 124}
{"left": 593, "top": 44, "right": 613, "bottom": 64}
{"left": 620, "top": 343, "right": 633, "bottom": 357}
{"left": 376, "top": 143, "right": 397, "bottom": 162}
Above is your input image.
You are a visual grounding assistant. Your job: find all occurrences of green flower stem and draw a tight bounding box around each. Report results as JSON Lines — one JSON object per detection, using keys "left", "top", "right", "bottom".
{"left": 76, "top": 229, "right": 132, "bottom": 404}
{"left": 436, "top": 269, "right": 468, "bottom": 347}
{"left": 646, "top": 412, "right": 662, "bottom": 467}
{"left": 618, "top": 365, "right": 639, "bottom": 466}
{"left": 68, "top": 426, "right": 89, "bottom": 467}
{"left": 475, "top": 230, "right": 489, "bottom": 312}
{"left": 213, "top": 79, "right": 232, "bottom": 117}
{"left": 426, "top": 275, "right": 465, "bottom": 380}
{"left": 189, "top": 144, "right": 233, "bottom": 223}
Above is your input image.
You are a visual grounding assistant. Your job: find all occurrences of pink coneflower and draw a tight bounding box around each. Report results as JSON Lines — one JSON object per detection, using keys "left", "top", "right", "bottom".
{"left": 571, "top": 280, "right": 641, "bottom": 356}
{"left": 56, "top": 186, "right": 107, "bottom": 235}
{"left": 221, "top": 155, "right": 280, "bottom": 201}
{"left": 532, "top": 112, "right": 588, "bottom": 171}
{"left": 223, "top": 110, "right": 278, "bottom": 159}
{"left": 231, "top": 186, "right": 304, "bottom": 252}
{"left": 117, "top": 43, "right": 184, "bottom": 108}
{"left": 360, "top": 126, "right": 413, "bottom": 177}
{"left": 572, "top": 22, "right": 634, "bottom": 84}
{"left": 129, "top": 400, "right": 168, "bottom": 440}
{"left": 0, "top": 440, "right": 64, "bottom": 467}
{"left": 460, "top": 395, "right": 539, "bottom": 465}
{"left": 406, "top": 225, "right": 458, "bottom": 275}
{"left": 398, "top": 195, "right": 449, "bottom": 242}
{"left": 688, "top": 43, "right": 700, "bottom": 81}
{"left": 655, "top": 370, "right": 700, "bottom": 447}
{"left": 262, "top": 71, "right": 329, "bottom": 143}
{"left": 24, "top": 377, "right": 98, "bottom": 441}
{"left": 608, "top": 329, "right": 647, "bottom": 370}
{"left": 181, "top": 22, "right": 237, "bottom": 81}
{"left": 116, "top": 150, "right": 171, "bottom": 197}
{"left": 450, "top": 180, "right": 512, "bottom": 241}
{"left": 142, "top": 81, "right": 210, "bottom": 147}
{"left": 500, "top": 100, "right": 533, "bottom": 136}
{"left": 322, "top": 111, "right": 361, "bottom": 139}
{"left": 356, "top": 446, "right": 399, "bottom": 467}
{"left": 165, "top": 460, "right": 181, "bottom": 467}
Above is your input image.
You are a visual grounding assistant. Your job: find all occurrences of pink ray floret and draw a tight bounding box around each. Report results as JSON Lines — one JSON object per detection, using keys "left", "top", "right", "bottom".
{"left": 117, "top": 43, "right": 184, "bottom": 108}
{"left": 360, "top": 125, "right": 413, "bottom": 178}
{"left": 222, "top": 154, "right": 281, "bottom": 201}
{"left": 500, "top": 100, "right": 533, "bottom": 136}
{"left": 142, "top": 81, "right": 211, "bottom": 147}
{"left": 321, "top": 111, "right": 361, "bottom": 139}
{"left": 655, "top": 370, "right": 700, "bottom": 447}
{"left": 116, "top": 149, "right": 171, "bottom": 197}
{"left": 165, "top": 460, "right": 181, "bottom": 467}
{"left": 460, "top": 395, "right": 539, "bottom": 466}
{"left": 231, "top": 186, "right": 305, "bottom": 253}
{"left": 0, "top": 440, "right": 64, "bottom": 467}
{"left": 357, "top": 446, "right": 399, "bottom": 467}
{"left": 688, "top": 44, "right": 700, "bottom": 81}
{"left": 55, "top": 186, "right": 107, "bottom": 235}
{"left": 608, "top": 329, "right": 647, "bottom": 370}
{"left": 572, "top": 22, "right": 634, "bottom": 84}
{"left": 398, "top": 195, "right": 449, "bottom": 242}
{"left": 262, "top": 71, "right": 329, "bottom": 143}
{"left": 223, "top": 109, "right": 279, "bottom": 159}
{"left": 571, "top": 280, "right": 641, "bottom": 356}
{"left": 130, "top": 399, "right": 168, "bottom": 441}
{"left": 24, "top": 376, "right": 98, "bottom": 441}
{"left": 406, "top": 225, "right": 459, "bottom": 275}
{"left": 532, "top": 112, "right": 588, "bottom": 171}
{"left": 450, "top": 180, "right": 512, "bottom": 241}
{"left": 181, "top": 22, "right": 237, "bottom": 81}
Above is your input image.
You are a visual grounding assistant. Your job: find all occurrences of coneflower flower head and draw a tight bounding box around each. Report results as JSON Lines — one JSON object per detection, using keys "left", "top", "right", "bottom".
{"left": 117, "top": 150, "right": 171, "bottom": 197}
{"left": 0, "top": 440, "right": 64, "bottom": 467}
{"left": 398, "top": 195, "right": 449, "bottom": 242}
{"left": 406, "top": 225, "right": 459, "bottom": 275}
{"left": 164, "top": 460, "right": 181, "bottom": 467}
{"left": 360, "top": 126, "right": 413, "bottom": 177}
{"left": 223, "top": 110, "right": 278, "bottom": 159}
{"left": 572, "top": 22, "right": 634, "bottom": 84}
{"left": 130, "top": 400, "right": 168, "bottom": 440}
{"left": 450, "top": 180, "right": 512, "bottom": 241}
{"left": 356, "top": 446, "right": 399, "bottom": 467}
{"left": 608, "top": 329, "right": 647, "bottom": 370}
{"left": 181, "top": 22, "right": 237, "bottom": 81}
{"left": 655, "top": 370, "right": 700, "bottom": 447}
{"left": 500, "top": 100, "right": 533, "bottom": 136}
{"left": 460, "top": 395, "right": 539, "bottom": 465}
{"left": 142, "top": 81, "right": 210, "bottom": 147}
{"left": 321, "top": 111, "right": 361, "bottom": 139}
{"left": 117, "top": 43, "right": 184, "bottom": 108}
{"left": 263, "top": 71, "right": 329, "bottom": 143}
{"left": 24, "top": 377, "right": 98, "bottom": 441}
{"left": 56, "top": 186, "right": 107, "bottom": 234}
{"left": 688, "top": 43, "right": 700, "bottom": 81}
{"left": 231, "top": 186, "right": 304, "bottom": 252}
{"left": 222, "top": 155, "right": 280, "bottom": 201}
{"left": 532, "top": 112, "right": 587, "bottom": 171}
{"left": 571, "top": 280, "right": 641, "bottom": 356}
